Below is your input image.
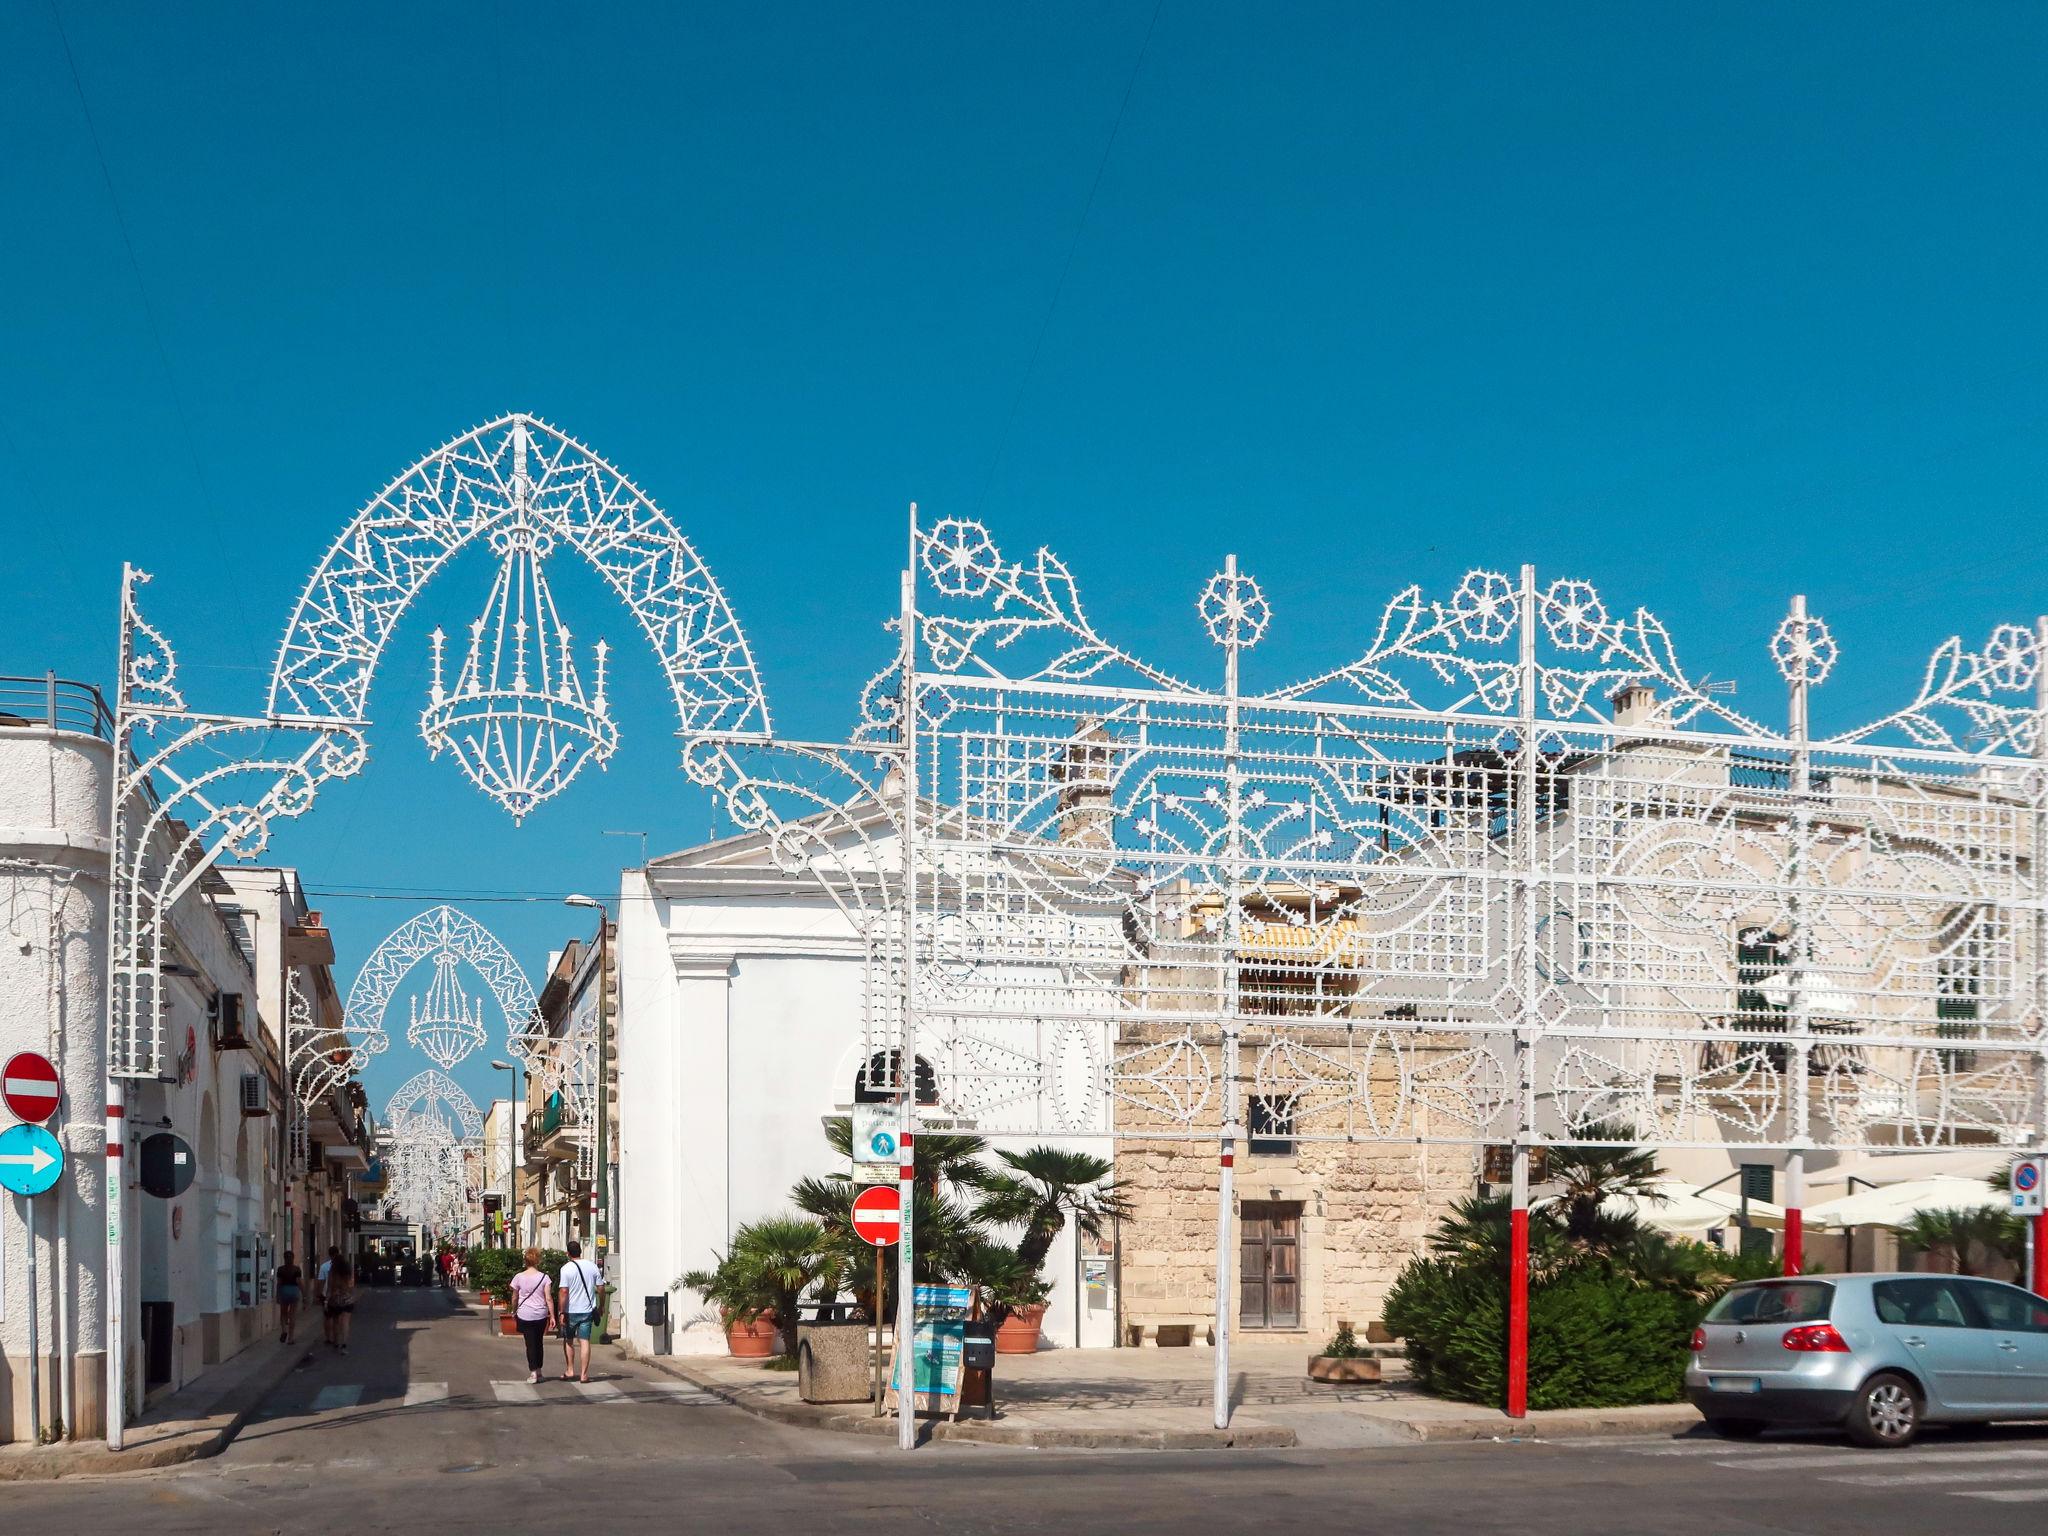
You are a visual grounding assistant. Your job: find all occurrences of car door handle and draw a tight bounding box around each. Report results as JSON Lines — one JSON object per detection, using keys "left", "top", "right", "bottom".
{"left": 1998, "top": 1341, "right": 2022, "bottom": 1352}
{"left": 1901, "top": 1336, "right": 1927, "bottom": 1348}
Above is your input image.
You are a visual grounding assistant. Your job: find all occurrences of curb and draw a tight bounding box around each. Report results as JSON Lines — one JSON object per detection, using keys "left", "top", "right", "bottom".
{"left": 1358, "top": 1404, "right": 1703, "bottom": 1444}
{"left": 615, "top": 1340, "right": 1297, "bottom": 1451}
{"left": 0, "top": 1342, "right": 313, "bottom": 1483}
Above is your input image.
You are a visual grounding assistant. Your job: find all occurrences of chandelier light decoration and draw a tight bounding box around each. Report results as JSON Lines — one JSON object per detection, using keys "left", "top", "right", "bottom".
{"left": 421, "top": 424, "right": 617, "bottom": 823}
{"left": 408, "top": 947, "right": 488, "bottom": 1070}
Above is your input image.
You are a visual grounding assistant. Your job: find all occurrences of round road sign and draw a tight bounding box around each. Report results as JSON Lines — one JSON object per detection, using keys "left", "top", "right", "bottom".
{"left": 851, "top": 1184, "right": 903, "bottom": 1247}
{"left": 3, "top": 1050, "right": 61, "bottom": 1124}
{"left": 0, "top": 1122, "right": 64, "bottom": 1196}
{"left": 2017, "top": 1161, "right": 2041, "bottom": 1194}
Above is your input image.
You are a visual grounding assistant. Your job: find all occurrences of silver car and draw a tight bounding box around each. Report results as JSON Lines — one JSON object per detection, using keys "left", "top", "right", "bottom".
{"left": 1686, "top": 1273, "right": 2048, "bottom": 1447}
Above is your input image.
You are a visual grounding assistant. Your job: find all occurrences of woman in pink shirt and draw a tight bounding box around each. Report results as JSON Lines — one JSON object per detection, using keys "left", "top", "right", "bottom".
{"left": 508, "top": 1247, "right": 558, "bottom": 1383}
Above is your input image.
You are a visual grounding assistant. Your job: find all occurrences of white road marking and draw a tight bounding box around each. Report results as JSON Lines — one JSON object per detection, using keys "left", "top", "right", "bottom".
{"left": 491, "top": 1380, "right": 540, "bottom": 1404}
{"left": 1957, "top": 1487, "right": 2048, "bottom": 1503}
{"left": 311, "top": 1384, "right": 363, "bottom": 1412}
{"left": 1823, "top": 1464, "right": 2048, "bottom": 1489}
{"left": 1721, "top": 1447, "right": 2048, "bottom": 1472}
{"left": 574, "top": 1379, "right": 625, "bottom": 1402}
{"left": 403, "top": 1381, "right": 448, "bottom": 1407}
{"left": 645, "top": 1381, "right": 721, "bottom": 1404}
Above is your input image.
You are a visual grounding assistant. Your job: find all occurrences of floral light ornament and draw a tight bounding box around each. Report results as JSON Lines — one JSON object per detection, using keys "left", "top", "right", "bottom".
{"left": 1197, "top": 569, "right": 1271, "bottom": 650}
{"left": 1541, "top": 579, "right": 1609, "bottom": 651}
{"left": 1770, "top": 613, "right": 1839, "bottom": 685}
{"left": 922, "top": 517, "right": 1003, "bottom": 598}
{"left": 1450, "top": 570, "right": 1517, "bottom": 645}
{"left": 1980, "top": 624, "right": 2040, "bottom": 693}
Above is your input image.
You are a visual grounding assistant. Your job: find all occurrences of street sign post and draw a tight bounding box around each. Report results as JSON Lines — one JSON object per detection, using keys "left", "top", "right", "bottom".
{"left": 2013, "top": 1158, "right": 2044, "bottom": 1215}
{"left": 851, "top": 1105, "right": 900, "bottom": 1166}
{"left": 0, "top": 1122, "right": 63, "bottom": 1196}
{"left": 852, "top": 1184, "right": 903, "bottom": 1246}
{"left": 851, "top": 1182, "right": 905, "bottom": 1414}
{"left": 3, "top": 1051, "right": 61, "bottom": 1124}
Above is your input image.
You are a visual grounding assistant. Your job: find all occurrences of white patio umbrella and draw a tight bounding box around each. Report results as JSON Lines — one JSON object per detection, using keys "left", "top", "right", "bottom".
{"left": 1559, "top": 1180, "right": 1786, "bottom": 1235}
{"left": 1802, "top": 1175, "right": 2003, "bottom": 1231}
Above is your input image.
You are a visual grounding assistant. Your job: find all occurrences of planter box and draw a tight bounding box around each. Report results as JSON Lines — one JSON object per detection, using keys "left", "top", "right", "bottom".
{"left": 996, "top": 1303, "right": 1047, "bottom": 1355}
{"left": 498, "top": 1313, "right": 521, "bottom": 1336}
{"left": 727, "top": 1313, "right": 779, "bottom": 1358}
{"left": 796, "top": 1320, "right": 871, "bottom": 1404}
{"left": 1307, "top": 1355, "right": 1381, "bottom": 1384}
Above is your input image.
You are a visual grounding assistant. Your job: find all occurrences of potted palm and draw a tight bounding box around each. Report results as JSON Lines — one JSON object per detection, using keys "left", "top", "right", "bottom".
{"left": 681, "top": 1248, "right": 779, "bottom": 1358}
{"left": 974, "top": 1146, "right": 1127, "bottom": 1351}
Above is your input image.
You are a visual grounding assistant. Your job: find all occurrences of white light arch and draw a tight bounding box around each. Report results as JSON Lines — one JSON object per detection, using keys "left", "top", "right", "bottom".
{"left": 345, "top": 905, "right": 538, "bottom": 1073}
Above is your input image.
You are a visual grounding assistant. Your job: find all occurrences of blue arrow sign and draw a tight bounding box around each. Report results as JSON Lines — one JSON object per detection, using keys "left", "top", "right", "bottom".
{"left": 0, "top": 1122, "right": 63, "bottom": 1196}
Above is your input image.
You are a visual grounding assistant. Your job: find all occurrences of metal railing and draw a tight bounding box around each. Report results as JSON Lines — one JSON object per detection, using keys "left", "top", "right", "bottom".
{"left": 0, "top": 673, "right": 116, "bottom": 741}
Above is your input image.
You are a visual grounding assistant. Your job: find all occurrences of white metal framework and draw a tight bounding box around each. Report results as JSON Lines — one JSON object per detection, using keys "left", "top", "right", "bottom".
{"left": 383, "top": 1069, "right": 486, "bottom": 1235}
{"left": 344, "top": 904, "right": 538, "bottom": 1073}
{"left": 105, "top": 415, "right": 2046, "bottom": 1451}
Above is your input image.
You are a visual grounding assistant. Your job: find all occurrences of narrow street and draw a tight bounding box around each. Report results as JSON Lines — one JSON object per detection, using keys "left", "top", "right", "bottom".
{"left": 12, "top": 1287, "right": 2048, "bottom": 1534}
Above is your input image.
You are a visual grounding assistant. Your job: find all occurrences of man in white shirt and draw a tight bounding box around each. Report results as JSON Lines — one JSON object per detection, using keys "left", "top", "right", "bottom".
{"left": 556, "top": 1240, "right": 605, "bottom": 1384}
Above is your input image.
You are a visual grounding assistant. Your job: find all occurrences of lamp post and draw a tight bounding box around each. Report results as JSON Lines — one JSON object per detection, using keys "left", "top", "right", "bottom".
{"left": 489, "top": 1058, "right": 520, "bottom": 1247}
{"left": 564, "top": 894, "right": 611, "bottom": 1257}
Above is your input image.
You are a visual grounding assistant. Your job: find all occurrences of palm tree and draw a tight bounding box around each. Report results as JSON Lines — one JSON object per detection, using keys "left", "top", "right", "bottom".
{"left": 730, "top": 1215, "right": 829, "bottom": 1358}
{"left": 1902, "top": 1206, "right": 2023, "bottom": 1277}
{"left": 975, "top": 1147, "right": 1127, "bottom": 1276}
{"left": 1545, "top": 1145, "right": 1662, "bottom": 1247}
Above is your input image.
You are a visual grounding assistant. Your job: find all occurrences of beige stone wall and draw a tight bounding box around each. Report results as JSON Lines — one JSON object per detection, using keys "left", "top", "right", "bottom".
{"left": 1118, "top": 1133, "right": 1473, "bottom": 1340}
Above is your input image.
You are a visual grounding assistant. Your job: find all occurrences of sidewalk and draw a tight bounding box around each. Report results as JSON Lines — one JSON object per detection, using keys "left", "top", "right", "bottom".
{"left": 617, "top": 1334, "right": 1702, "bottom": 1451}
{"left": 0, "top": 1334, "right": 313, "bottom": 1482}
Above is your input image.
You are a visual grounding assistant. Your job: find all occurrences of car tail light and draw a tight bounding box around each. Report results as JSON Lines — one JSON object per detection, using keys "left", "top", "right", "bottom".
{"left": 1689, "top": 1327, "right": 1706, "bottom": 1352}
{"left": 1781, "top": 1323, "right": 1850, "bottom": 1353}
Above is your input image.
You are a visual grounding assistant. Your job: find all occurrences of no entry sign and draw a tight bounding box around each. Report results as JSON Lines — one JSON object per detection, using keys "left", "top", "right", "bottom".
{"left": 3, "top": 1051, "right": 60, "bottom": 1124}
{"left": 851, "top": 1184, "right": 903, "bottom": 1247}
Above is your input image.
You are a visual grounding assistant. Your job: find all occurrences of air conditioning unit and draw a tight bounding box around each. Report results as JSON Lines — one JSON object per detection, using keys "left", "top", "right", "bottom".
{"left": 212, "top": 990, "right": 250, "bottom": 1049}
{"left": 239, "top": 1073, "right": 270, "bottom": 1118}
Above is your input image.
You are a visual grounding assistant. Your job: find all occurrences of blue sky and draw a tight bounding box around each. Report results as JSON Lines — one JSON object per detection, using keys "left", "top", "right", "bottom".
{"left": 4, "top": 3, "right": 2046, "bottom": 1114}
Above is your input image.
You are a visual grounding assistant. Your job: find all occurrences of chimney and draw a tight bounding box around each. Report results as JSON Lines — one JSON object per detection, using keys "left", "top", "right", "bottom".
{"left": 1055, "top": 723, "right": 1116, "bottom": 850}
{"left": 1610, "top": 683, "right": 1658, "bottom": 730}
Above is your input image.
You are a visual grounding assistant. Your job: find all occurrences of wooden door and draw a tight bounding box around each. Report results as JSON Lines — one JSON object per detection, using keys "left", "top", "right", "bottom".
{"left": 1240, "top": 1201, "right": 1302, "bottom": 1329}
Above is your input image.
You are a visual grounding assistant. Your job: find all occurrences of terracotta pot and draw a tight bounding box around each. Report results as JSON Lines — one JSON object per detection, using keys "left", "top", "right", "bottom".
{"left": 498, "top": 1312, "right": 520, "bottom": 1336}
{"left": 995, "top": 1303, "right": 1048, "bottom": 1355}
{"left": 726, "top": 1312, "right": 780, "bottom": 1358}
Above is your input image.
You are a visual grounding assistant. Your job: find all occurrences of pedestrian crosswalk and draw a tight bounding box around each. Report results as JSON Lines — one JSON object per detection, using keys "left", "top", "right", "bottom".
{"left": 1619, "top": 1437, "right": 2048, "bottom": 1505}
{"left": 274, "top": 1376, "right": 722, "bottom": 1418}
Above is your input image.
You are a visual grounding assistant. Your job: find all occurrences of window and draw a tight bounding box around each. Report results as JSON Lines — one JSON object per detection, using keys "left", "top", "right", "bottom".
{"left": 1248, "top": 1096, "right": 1294, "bottom": 1156}
{"left": 1936, "top": 912, "right": 1996, "bottom": 1072}
{"left": 1704, "top": 1281, "right": 1834, "bottom": 1325}
{"left": 1871, "top": 1278, "right": 1970, "bottom": 1329}
{"left": 854, "top": 1050, "right": 938, "bottom": 1107}
{"left": 1961, "top": 1280, "right": 2048, "bottom": 1333}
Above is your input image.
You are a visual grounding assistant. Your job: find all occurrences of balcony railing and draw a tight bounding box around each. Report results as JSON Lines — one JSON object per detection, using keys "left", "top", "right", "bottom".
{"left": 0, "top": 674, "right": 116, "bottom": 741}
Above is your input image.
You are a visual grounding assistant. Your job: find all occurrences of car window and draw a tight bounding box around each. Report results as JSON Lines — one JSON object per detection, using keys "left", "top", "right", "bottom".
{"left": 1872, "top": 1277, "right": 1970, "bottom": 1328}
{"left": 1705, "top": 1281, "right": 1834, "bottom": 1324}
{"left": 1962, "top": 1281, "right": 2048, "bottom": 1333}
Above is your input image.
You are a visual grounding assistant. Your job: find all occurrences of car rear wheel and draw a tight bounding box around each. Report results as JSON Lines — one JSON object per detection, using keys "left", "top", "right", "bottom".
{"left": 1847, "top": 1373, "right": 1920, "bottom": 1449}
{"left": 1706, "top": 1418, "right": 1767, "bottom": 1439}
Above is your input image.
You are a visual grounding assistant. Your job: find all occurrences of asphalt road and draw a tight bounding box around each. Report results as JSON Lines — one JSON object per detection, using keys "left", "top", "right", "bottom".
{"left": 16, "top": 1288, "right": 2048, "bottom": 1534}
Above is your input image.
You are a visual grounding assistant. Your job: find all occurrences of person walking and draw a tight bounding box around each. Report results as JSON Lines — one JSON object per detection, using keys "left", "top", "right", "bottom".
{"left": 556, "top": 1240, "right": 605, "bottom": 1384}
{"left": 317, "top": 1245, "right": 342, "bottom": 1348}
{"left": 324, "top": 1258, "right": 358, "bottom": 1354}
{"left": 509, "top": 1247, "right": 556, "bottom": 1385}
{"left": 276, "top": 1251, "right": 304, "bottom": 1345}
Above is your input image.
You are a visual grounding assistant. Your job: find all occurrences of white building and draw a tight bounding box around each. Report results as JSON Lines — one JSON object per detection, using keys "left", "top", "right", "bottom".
{"left": 616, "top": 798, "right": 1122, "bottom": 1356}
{"left": 0, "top": 675, "right": 372, "bottom": 1445}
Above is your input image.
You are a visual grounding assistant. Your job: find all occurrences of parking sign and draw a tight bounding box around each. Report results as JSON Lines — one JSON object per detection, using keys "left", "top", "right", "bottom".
{"left": 2013, "top": 1158, "right": 2045, "bottom": 1216}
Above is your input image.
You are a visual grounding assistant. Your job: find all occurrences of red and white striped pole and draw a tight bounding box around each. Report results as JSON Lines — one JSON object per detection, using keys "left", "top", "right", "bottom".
{"left": 1782, "top": 1154, "right": 1805, "bottom": 1276}
{"left": 105, "top": 1082, "right": 126, "bottom": 1449}
{"left": 1507, "top": 1144, "right": 1528, "bottom": 1419}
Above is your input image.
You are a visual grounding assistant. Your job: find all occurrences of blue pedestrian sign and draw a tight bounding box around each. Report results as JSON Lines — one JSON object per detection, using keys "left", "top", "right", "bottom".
{"left": 0, "top": 1122, "right": 63, "bottom": 1196}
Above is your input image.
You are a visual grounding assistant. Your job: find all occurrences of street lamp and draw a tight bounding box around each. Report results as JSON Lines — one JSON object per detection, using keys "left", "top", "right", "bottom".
{"left": 563, "top": 894, "right": 611, "bottom": 1259}
{"left": 489, "top": 1058, "right": 520, "bottom": 1248}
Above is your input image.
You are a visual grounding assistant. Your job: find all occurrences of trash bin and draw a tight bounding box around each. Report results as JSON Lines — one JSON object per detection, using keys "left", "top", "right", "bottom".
{"left": 644, "top": 1294, "right": 668, "bottom": 1328}
{"left": 960, "top": 1321, "right": 997, "bottom": 1419}
{"left": 796, "top": 1318, "right": 871, "bottom": 1404}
